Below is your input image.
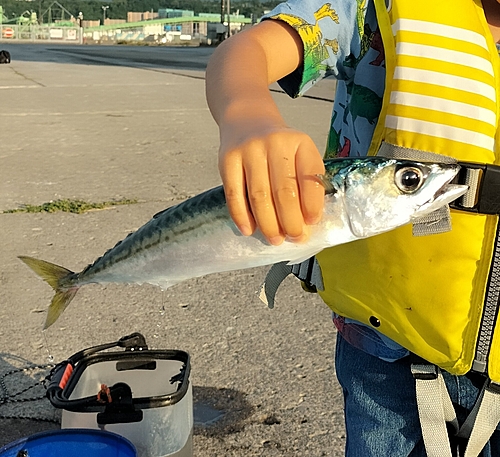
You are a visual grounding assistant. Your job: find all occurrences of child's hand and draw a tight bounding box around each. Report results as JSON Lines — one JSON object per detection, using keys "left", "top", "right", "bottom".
{"left": 206, "top": 19, "right": 323, "bottom": 245}
{"left": 218, "top": 124, "right": 325, "bottom": 245}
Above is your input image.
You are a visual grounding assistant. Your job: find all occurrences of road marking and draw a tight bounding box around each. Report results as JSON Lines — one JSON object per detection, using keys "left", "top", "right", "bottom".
{"left": 0, "top": 107, "right": 209, "bottom": 116}
{"left": 0, "top": 85, "right": 40, "bottom": 89}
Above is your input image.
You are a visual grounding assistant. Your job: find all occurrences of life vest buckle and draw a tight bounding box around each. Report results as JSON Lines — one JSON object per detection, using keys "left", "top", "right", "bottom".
{"left": 411, "top": 362, "right": 439, "bottom": 380}
{"left": 486, "top": 379, "right": 500, "bottom": 394}
{"left": 450, "top": 162, "right": 500, "bottom": 215}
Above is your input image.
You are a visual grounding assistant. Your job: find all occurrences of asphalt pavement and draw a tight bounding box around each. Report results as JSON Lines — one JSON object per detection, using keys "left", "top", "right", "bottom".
{"left": 0, "top": 42, "right": 345, "bottom": 456}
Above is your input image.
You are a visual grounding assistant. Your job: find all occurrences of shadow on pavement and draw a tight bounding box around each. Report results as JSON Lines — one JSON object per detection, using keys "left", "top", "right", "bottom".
{"left": 194, "top": 386, "right": 253, "bottom": 436}
{"left": 0, "top": 42, "right": 215, "bottom": 71}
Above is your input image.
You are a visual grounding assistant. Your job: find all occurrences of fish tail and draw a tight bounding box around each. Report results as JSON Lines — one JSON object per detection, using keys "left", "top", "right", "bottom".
{"left": 18, "top": 256, "right": 79, "bottom": 329}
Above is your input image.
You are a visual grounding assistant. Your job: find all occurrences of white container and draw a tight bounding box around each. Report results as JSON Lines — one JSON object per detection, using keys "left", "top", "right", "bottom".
{"left": 47, "top": 335, "right": 192, "bottom": 457}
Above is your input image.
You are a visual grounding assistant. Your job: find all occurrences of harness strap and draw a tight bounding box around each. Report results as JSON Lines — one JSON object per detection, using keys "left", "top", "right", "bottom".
{"left": 411, "top": 362, "right": 458, "bottom": 457}
{"left": 451, "top": 162, "right": 500, "bottom": 215}
{"left": 460, "top": 381, "right": 500, "bottom": 457}
{"left": 377, "top": 142, "right": 458, "bottom": 164}
{"left": 460, "top": 168, "right": 482, "bottom": 210}
{"left": 412, "top": 360, "right": 500, "bottom": 457}
{"left": 411, "top": 206, "right": 453, "bottom": 237}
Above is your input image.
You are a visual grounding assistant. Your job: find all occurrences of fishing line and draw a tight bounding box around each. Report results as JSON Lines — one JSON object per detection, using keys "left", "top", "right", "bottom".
{"left": 160, "top": 289, "right": 166, "bottom": 316}
{"left": 153, "top": 289, "right": 167, "bottom": 341}
{"left": 42, "top": 330, "right": 54, "bottom": 364}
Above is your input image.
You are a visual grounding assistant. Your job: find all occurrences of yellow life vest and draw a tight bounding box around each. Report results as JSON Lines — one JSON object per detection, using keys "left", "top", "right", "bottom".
{"left": 316, "top": 0, "right": 500, "bottom": 380}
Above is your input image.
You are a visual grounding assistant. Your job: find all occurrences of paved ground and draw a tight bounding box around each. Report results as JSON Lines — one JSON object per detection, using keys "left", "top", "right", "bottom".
{"left": 0, "top": 43, "right": 345, "bottom": 456}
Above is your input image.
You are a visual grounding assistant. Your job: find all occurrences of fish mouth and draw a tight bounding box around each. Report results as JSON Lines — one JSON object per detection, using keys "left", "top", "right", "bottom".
{"left": 413, "top": 182, "right": 468, "bottom": 218}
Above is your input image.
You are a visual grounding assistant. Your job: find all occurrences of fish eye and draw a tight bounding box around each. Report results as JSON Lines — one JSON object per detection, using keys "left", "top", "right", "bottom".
{"left": 395, "top": 166, "right": 424, "bottom": 193}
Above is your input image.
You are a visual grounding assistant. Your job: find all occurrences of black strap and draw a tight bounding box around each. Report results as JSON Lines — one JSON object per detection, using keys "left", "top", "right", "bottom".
{"left": 291, "top": 257, "right": 318, "bottom": 293}
{"left": 451, "top": 162, "right": 500, "bottom": 215}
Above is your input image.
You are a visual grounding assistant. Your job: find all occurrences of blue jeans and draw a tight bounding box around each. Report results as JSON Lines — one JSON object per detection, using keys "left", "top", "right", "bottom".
{"left": 335, "top": 333, "right": 500, "bottom": 457}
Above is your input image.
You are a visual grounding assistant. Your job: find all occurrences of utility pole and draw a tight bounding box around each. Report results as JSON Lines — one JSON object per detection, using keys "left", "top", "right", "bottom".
{"left": 102, "top": 5, "right": 109, "bottom": 25}
{"left": 226, "top": 0, "right": 230, "bottom": 38}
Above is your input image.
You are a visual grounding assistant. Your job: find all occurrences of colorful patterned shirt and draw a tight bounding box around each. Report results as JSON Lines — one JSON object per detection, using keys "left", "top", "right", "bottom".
{"left": 265, "top": 0, "right": 385, "bottom": 159}
{"left": 263, "top": 0, "right": 409, "bottom": 362}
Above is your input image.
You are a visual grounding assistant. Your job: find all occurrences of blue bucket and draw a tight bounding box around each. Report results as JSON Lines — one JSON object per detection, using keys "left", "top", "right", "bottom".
{"left": 0, "top": 429, "right": 137, "bottom": 457}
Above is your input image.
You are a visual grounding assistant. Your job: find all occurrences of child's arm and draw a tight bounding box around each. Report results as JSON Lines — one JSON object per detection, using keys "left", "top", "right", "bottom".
{"left": 205, "top": 20, "right": 325, "bottom": 246}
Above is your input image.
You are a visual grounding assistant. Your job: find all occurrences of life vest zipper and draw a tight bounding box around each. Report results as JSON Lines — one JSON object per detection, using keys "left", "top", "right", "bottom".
{"left": 473, "top": 224, "right": 500, "bottom": 373}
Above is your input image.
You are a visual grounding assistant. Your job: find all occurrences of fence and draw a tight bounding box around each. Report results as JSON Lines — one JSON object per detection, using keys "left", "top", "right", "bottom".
{"left": 0, "top": 24, "right": 83, "bottom": 43}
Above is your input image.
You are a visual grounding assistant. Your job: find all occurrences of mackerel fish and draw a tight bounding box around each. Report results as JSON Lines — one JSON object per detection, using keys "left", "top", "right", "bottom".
{"left": 19, "top": 157, "right": 467, "bottom": 329}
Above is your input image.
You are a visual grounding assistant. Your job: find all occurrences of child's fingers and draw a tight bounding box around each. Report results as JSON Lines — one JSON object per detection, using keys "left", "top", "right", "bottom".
{"left": 219, "top": 129, "right": 324, "bottom": 245}
{"left": 268, "top": 150, "right": 305, "bottom": 242}
{"left": 219, "top": 154, "right": 256, "bottom": 237}
{"left": 244, "top": 156, "right": 285, "bottom": 245}
{"left": 296, "top": 142, "right": 326, "bottom": 225}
